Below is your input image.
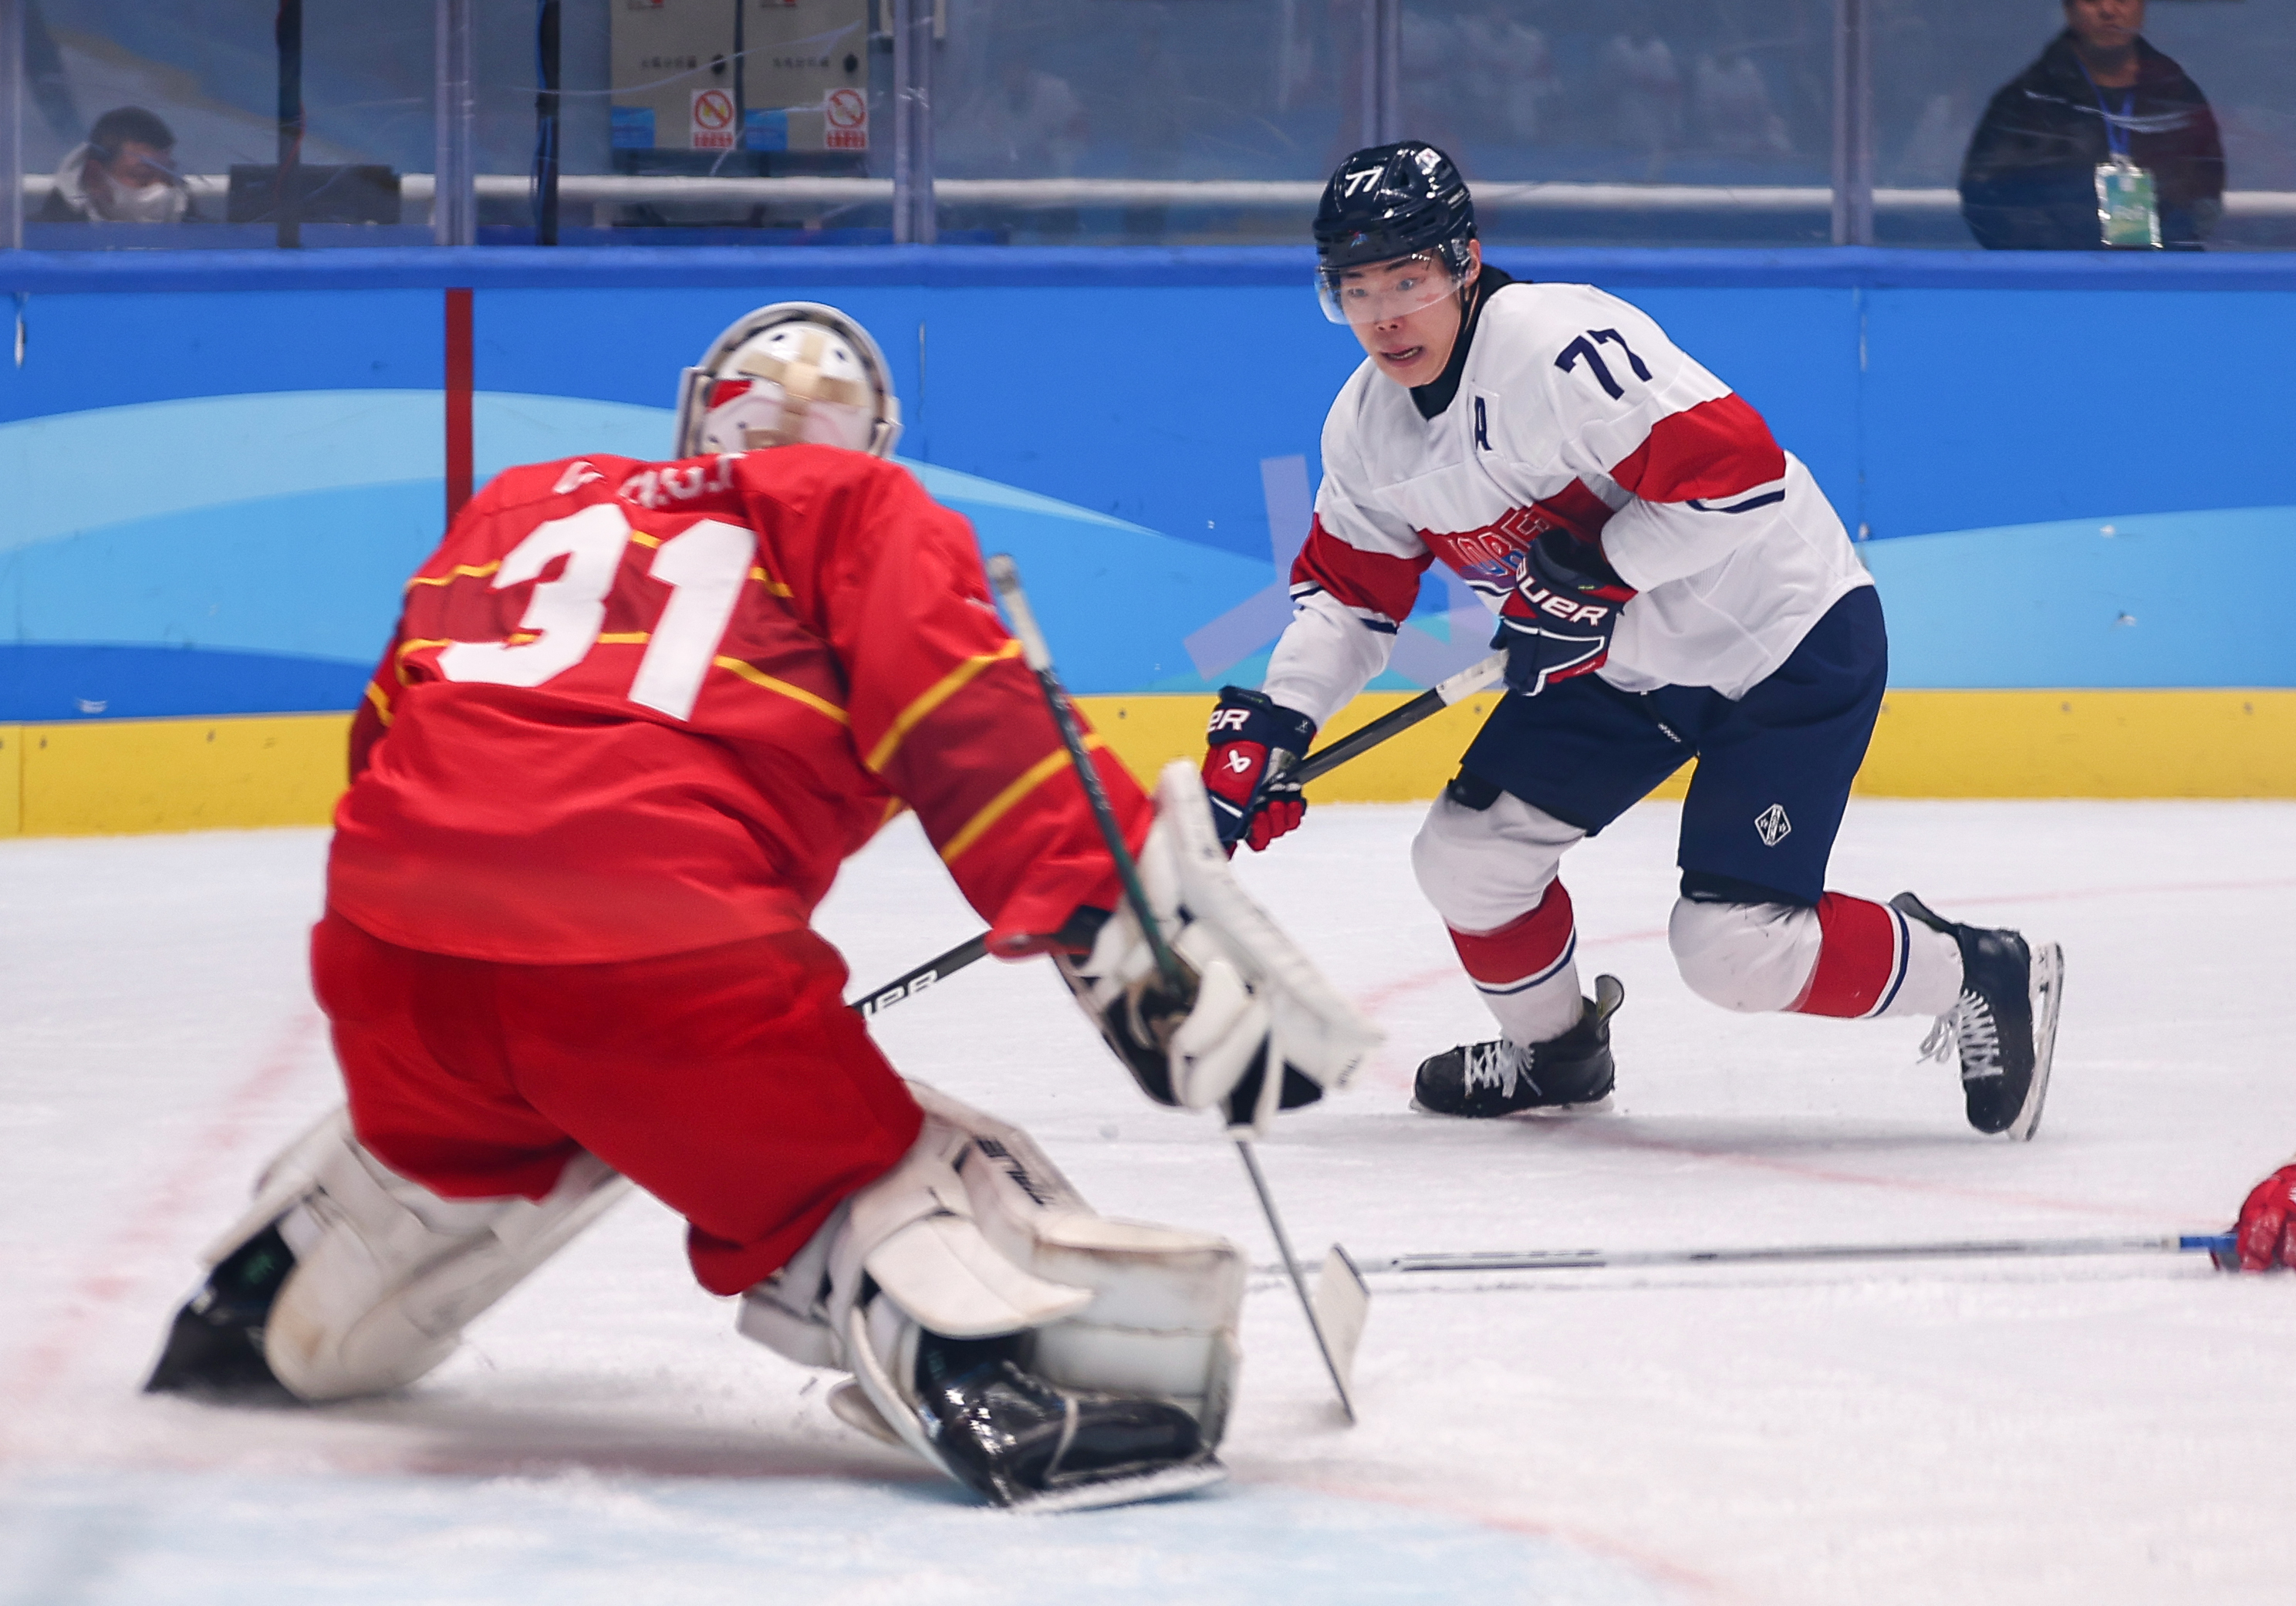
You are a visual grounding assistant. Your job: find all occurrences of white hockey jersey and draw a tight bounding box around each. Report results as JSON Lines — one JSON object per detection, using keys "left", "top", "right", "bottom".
{"left": 1261, "top": 273, "right": 1872, "bottom": 727}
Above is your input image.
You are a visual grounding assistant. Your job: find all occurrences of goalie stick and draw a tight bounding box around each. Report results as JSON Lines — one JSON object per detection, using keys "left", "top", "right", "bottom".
{"left": 1335, "top": 1231, "right": 2242, "bottom": 1280}
{"left": 848, "top": 646, "right": 1508, "bottom": 1010}
{"left": 984, "top": 552, "right": 1364, "bottom": 1425}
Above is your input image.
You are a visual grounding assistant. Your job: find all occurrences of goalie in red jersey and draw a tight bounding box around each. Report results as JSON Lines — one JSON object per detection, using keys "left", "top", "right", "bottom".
{"left": 145, "top": 303, "right": 1376, "bottom": 1512}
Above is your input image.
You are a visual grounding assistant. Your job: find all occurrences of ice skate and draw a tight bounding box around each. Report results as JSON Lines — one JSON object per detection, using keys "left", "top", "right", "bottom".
{"left": 1890, "top": 892, "right": 2063, "bottom": 1140}
{"left": 1413, "top": 974, "right": 1624, "bottom": 1118}
{"left": 913, "top": 1332, "right": 1224, "bottom": 1512}
{"left": 144, "top": 1223, "right": 295, "bottom": 1399}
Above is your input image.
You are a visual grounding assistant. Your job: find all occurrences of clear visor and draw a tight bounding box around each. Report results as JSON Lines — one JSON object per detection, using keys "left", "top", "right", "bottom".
{"left": 1317, "top": 253, "right": 1474, "bottom": 326}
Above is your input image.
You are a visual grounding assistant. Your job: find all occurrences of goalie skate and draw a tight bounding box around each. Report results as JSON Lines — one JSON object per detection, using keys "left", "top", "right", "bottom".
{"left": 911, "top": 1332, "right": 1224, "bottom": 1511}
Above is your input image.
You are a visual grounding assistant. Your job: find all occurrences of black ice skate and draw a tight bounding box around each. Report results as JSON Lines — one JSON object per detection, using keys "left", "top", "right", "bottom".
{"left": 1413, "top": 974, "right": 1625, "bottom": 1118}
{"left": 914, "top": 1332, "right": 1223, "bottom": 1512}
{"left": 144, "top": 1222, "right": 296, "bottom": 1398}
{"left": 1890, "top": 892, "right": 2064, "bottom": 1141}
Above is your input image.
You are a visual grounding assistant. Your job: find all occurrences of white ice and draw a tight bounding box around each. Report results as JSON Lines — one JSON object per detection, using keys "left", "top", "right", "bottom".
{"left": 5, "top": 798, "right": 2296, "bottom": 1605}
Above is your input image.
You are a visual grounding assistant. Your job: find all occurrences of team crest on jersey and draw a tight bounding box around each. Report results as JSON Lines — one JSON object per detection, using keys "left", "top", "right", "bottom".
{"left": 1754, "top": 804, "right": 1792, "bottom": 847}
{"left": 1422, "top": 505, "right": 1551, "bottom": 599}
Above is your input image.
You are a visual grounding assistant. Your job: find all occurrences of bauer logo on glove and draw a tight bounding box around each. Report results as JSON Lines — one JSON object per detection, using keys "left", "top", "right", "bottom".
{"left": 1494, "top": 529, "right": 1637, "bottom": 697}
{"left": 1200, "top": 687, "right": 1317, "bottom": 854}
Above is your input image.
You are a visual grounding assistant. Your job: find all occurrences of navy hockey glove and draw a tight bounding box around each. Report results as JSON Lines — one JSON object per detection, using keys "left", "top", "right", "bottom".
{"left": 1201, "top": 687, "right": 1317, "bottom": 853}
{"left": 1493, "top": 529, "right": 1638, "bottom": 696}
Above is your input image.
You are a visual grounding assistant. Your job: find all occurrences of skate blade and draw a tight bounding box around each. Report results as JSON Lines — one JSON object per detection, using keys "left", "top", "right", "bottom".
{"left": 2006, "top": 943, "right": 2064, "bottom": 1142}
{"left": 1005, "top": 1456, "right": 1227, "bottom": 1514}
{"left": 1408, "top": 1093, "right": 1615, "bottom": 1120}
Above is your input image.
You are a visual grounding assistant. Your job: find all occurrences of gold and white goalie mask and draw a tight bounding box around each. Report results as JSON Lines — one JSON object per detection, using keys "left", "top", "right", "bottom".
{"left": 674, "top": 301, "right": 903, "bottom": 460}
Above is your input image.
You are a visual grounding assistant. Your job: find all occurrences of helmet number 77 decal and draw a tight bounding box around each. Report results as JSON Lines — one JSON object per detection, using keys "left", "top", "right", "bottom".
{"left": 439, "top": 503, "right": 753, "bottom": 722}
{"left": 1554, "top": 328, "right": 1654, "bottom": 401}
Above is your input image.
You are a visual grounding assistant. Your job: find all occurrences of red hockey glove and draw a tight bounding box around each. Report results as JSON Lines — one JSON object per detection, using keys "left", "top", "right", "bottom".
{"left": 1201, "top": 687, "right": 1317, "bottom": 854}
{"left": 2236, "top": 1162, "right": 2296, "bottom": 1270}
{"left": 1493, "top": 529, "right": 1637, "bottom": 697}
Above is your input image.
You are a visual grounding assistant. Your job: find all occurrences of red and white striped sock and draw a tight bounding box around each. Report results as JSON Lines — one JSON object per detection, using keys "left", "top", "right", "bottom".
{"left": 1448, "top": 879, "right": 1584, "bottom": 1044}
{"left": 1788, "top": 892, "right": 1960, "bottom": 1020}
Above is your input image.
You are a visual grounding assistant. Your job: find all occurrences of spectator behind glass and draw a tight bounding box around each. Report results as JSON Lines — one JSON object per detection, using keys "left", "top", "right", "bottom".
{"left": 42, "top": 106, "right": 194, "bottom": 224}
{"left": 1960, "top": 0, "right": 2223, "bottom": 250}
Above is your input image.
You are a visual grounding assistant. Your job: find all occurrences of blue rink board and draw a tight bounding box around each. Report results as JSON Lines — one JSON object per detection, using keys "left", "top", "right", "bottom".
{"left": 0, "top": 1471, "right": 1681, "bottom": 1606}
{"left": 2, "top": 247, "right": 2291, "bottom": 714}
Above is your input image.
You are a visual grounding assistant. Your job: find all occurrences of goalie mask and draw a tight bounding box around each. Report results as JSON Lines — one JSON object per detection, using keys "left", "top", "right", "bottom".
{"left": 674, "top": 302, "right": 902, "bottom": 460}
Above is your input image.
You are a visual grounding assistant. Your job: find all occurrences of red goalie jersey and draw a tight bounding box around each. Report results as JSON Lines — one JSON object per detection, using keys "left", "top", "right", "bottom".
{"left": 329, "top": 447, "right": 1143, "bottom": 965}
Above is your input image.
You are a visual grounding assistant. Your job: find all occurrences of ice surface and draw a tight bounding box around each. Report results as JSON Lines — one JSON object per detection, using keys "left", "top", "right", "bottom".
{"left": 5, "top": 799, "right": 2296, "bottom": 1604}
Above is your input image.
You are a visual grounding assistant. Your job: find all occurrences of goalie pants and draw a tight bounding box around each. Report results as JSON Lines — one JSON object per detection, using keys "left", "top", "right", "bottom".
{"left": 310, "top": 909, "right": 924, "bottom": 1296}
{"left": 1416, "top": 585, "right": 1959, "bottom": 1043}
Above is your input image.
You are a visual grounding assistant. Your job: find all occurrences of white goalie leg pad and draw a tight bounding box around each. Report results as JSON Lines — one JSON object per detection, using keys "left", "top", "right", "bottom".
{"left": 226, "top": 1107, "right": 631, "bottom": 1402}
{"left": 738, "top": 1081, "right": 1246, "bottom": 1473}
{"left": 1065, "top": 763, "right": 1383, "bottom": 1131}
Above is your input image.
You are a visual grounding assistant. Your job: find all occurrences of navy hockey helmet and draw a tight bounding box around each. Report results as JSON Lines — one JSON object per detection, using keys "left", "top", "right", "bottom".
{"left": 1312, "top": 141, "right": 1477, "bottom": 325}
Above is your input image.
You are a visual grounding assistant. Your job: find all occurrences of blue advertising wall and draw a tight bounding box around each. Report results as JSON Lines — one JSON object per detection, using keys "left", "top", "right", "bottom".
{"left": 2, "top": 245, "right": 2293, "bottom": 736}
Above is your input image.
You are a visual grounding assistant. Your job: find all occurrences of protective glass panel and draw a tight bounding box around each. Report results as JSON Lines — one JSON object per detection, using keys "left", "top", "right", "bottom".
{"left": 477, "top": 0, "right": 893, "bottom": 245}
{"left": 23, "top": 0, "right": 434, "bottom": 248}
{"left": 1874, "top": 0, "right": 2296, "bottom": 250}
{"left": 1397, "top": 0, "right": 1838, "bottom": 248}
{"left": 930, "top": 0, "right": 1362, "bottom": 246}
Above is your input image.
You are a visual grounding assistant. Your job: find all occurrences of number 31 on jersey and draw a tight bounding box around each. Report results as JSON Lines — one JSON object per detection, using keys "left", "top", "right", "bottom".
{"left": 439, "top": 502, "right": 751, "bottom": 723}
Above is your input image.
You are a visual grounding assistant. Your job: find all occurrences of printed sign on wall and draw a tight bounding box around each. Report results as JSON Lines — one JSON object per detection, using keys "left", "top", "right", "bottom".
{"left": 690, "top": 88, "right": 738, "bottom": 150}
{"left": 824, "top": 86, "right": 868, "bottom": 150}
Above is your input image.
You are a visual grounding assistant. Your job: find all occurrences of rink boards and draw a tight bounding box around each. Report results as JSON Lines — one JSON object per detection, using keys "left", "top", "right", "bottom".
{"left": 3, "top": 687, "right": 2292, "bottom": 838}
{"left": 2, "top": 246, "right": 2291, "bottom": 834}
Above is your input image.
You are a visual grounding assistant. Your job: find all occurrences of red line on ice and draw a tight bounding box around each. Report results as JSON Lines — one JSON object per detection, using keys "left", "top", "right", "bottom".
{"left": 0, "top": 1010, "right": 326, "bottom": 1459}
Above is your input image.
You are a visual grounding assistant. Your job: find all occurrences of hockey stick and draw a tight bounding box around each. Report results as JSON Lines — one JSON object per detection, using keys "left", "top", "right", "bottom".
{"left": 984, "top": 552, "right": 1362, "bottom": 1425}
{"left": 852, "top": 934, "right": 988, "bottom": 1018}
{"left": 846, "top": 647, "right": 1508, "bottom": 1009}
{"left": 1336, "top": 1231, "right": 2241, "bottom": 1280}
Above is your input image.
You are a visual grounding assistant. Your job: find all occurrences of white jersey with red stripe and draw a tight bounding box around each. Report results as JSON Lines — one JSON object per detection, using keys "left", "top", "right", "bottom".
{"left": 1261, "top": 276, "right": 1872, "bottom": 725}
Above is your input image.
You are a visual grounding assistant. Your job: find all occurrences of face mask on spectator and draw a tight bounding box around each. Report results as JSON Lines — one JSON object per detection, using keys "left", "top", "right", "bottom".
{"left": 98, "top": 177, "right": 182, "bottom": 222}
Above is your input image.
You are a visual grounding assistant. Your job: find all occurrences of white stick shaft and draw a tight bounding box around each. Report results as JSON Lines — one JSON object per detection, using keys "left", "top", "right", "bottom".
{"left": 1433, "top": 649, "right": 1508, "bottom": 707}
{"left": 1346, "top": 1233, "right": 2230, "bottom": 1277}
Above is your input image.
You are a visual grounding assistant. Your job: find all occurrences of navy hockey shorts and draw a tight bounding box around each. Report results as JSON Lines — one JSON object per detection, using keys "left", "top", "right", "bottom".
{"left": 1457, "top": 585, "right": 1887, "bottom": 907}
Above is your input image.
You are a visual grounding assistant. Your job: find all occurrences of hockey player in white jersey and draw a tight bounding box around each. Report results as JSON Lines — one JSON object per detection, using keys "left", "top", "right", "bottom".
{"left": 1200, "top": 142, "right": 2063, "bottom": 1139}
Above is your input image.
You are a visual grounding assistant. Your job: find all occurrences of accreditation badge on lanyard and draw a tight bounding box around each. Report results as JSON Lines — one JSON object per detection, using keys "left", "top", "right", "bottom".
{"left": 2096, "top": 157, "right": 2161, "bottom": 248}
{"left": 2085, "top": 71, "right": 2161, "bottom": 248}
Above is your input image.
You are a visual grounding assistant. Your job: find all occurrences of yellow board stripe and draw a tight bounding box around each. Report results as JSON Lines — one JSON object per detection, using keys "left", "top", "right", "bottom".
{"left": 630, "top": 532, "right": 662, "bottom": 549}
{"left": 939, "top": 736, "right": 1107, "bottom": 865}
{"left": 406, "top": 561, "right": 501, "bottom": 589}
{"left": 363, "top": 680, "right": 394, "bottom": 727}
{"left": 712, "top": 656, "right": 849, "bottom": 724}
{"left": 865, "top": 639, "right": 1024, "bottom": 774}
{"left": 596, "top": 632, "right": 651, "bottom": 646}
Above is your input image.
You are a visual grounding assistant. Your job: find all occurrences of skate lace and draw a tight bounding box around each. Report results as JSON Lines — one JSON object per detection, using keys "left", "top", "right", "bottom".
{"left": 1462, "top": 1040, "right": 1523, "bottom": 1098}
{"left": 1920, "top": 989, "right": 2002, "bottom": 1081}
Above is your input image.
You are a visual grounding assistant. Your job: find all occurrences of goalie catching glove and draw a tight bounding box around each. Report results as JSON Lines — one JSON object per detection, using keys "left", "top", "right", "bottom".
{"left": 1055, "top": 763, "right": 1381, "bottom": 1135}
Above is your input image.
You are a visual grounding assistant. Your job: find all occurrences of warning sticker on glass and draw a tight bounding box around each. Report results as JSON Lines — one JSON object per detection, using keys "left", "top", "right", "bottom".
{"left": 691, "top": 87, "right": 738, "bottom": 150}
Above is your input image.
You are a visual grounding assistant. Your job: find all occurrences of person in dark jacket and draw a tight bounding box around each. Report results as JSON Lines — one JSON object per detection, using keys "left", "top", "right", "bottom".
{"left": 1960, "top": 0, "right": 2223, "bottom": 250}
